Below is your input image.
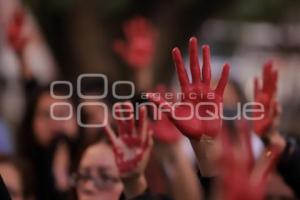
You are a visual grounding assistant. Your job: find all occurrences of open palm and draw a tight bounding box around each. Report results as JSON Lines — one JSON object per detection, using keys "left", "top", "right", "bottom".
{"left": 148, "top": 37, "right": 229, "bottom": 140}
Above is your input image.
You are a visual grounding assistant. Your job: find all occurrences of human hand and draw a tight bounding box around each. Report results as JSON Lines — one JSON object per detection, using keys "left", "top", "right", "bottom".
{"left": 148, "top": 37, "right": 230, "bottom": 140}
{"left": 113, "top": 16, "right": 157, "bottom": 70}
{"left": 104, "top": 102, "right": 153, "bottom": 178}
{"left": 7, "top": 8, "right": 28, "bottom": 54}
{"left": 253, "top": 61, "right": 279, "bottom": 136}
{"left": 217, "top": 125, "right": 280, "bottom": 200}
{"left": 150, "top": 85, "right": 182, "bottom": 144}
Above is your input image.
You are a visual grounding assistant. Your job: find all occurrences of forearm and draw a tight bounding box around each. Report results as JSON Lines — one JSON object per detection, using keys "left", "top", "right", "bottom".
{"left": 190, "top": 136, "right": 220, "bottom": 177}
{"left": 156, "top": 142, "right": 202, "bottom": 200}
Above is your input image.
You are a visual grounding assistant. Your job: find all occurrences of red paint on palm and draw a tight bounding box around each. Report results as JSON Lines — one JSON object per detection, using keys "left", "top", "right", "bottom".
{"left": 104, "top": 102, "right": 152, "bottom": 175}
{"left": 253, "top": 61, "right": 278, "bottom": 135}
{"left": 153, "top": 113, "right": 182, "bottom": 143}
{"left": 148, "top": 37, "right": 230, "bottom": 140}
{"left": 113, "top": 16, "right": 157, "bottom": 69}
{"left": 150, "top": 85, "right": 182, "bottom": 143}
{"left": 113, "top": 133, "right": 150, "bottom": 174}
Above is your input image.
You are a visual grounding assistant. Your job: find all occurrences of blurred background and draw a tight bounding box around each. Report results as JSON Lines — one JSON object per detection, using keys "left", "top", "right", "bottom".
{"left": 0, "top": 0, "right": 300, "bottom": 199}
{"left": 1, "top": 0, "right": 300, "bottom": 135}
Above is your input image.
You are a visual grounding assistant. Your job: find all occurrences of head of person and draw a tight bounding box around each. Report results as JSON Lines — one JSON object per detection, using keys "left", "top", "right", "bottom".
{"left": 72, "top": 137, "right": 123, "bottom": 200}
{"left": 17, "top": 85, "right": 79, "bottom": 156}
{"left": 0, "top": 155, "right": 35, "bottom": 200}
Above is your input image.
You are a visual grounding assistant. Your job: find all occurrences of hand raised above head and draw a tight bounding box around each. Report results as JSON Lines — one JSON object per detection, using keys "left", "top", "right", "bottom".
{"left": 113, "top": 16, "right": 157, "bottom": 70}
{"left": 104, "top": 102, "right": 153, "bottom": 178}
{"left": 253, "top": 60, "right": 279, "bottom": 136}
{"left": 148, "top": 37, "right": 230, "bottom": 140}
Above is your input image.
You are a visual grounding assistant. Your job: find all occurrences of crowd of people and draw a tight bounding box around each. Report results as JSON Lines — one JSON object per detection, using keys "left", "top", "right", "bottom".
{"left": 0, "top": 5, "right": 299, "bottom": 200}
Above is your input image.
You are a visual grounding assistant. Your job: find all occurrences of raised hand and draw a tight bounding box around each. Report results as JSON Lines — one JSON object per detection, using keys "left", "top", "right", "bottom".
{"left": 150, "top": 85, "right": 182, "bottom": 143}
{"left": 148, "top": 37, "right": 230, "bottom": 140}
{"left": 253, "top": 61, "right": 279, "bottom": 136}
{"left": 7, "top": 8, "right": 28, "bottom": 54}
{"left": 218, "top": 126, "right": 280, "bottom": 200}
{"left": 113, "top": 16, "right": 157, "bottom": 69}
{"left": 104, "top": 102, "right": 153, "bottom": 177}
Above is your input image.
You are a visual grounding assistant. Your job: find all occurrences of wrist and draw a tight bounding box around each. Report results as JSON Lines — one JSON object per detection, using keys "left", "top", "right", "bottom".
{"left": 190, "top": 136, "right": 220, "bottom": 177}
{"left": 122, "top": 174, "right": 147, "bottom": 199}
{"left": 264, "top": 130, "right": 286, "bottom": 154}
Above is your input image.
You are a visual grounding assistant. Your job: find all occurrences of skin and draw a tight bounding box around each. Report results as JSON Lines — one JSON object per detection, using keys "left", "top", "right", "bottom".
{"left": 33, "top": 92, "right": 78, "bottom": 146}
{"left": 0, "top": 163, "right": 24, "bottom": 200}
{"left": 77, "top": 142, "right": 123, "bottom": 200}
{"left": 223, "top": 82, "right": 240, "bottom": 108}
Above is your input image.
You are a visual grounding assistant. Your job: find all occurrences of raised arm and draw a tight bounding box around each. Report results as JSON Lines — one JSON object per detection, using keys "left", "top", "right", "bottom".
{"left": 104, "top": 102, "right": 153, "bottom": 199}
{"left": 148, "top": 37, "right": 230, "bottom": 176}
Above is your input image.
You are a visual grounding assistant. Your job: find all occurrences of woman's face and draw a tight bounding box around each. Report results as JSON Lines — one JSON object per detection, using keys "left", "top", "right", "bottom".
{"left": 77, "top": 142, "right": 123, "bottom": 200}
{"left": 33, "top": 92, "right": 78, "bottom": 146}
{"left": 0, "top": 163, "right": 24, "bottom": 200}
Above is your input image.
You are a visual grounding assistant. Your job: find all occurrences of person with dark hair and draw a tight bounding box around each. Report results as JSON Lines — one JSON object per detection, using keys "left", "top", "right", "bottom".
{"left": 70, "top": 102, "right": 174, "bottom": 200}
{"left": 16, "top": 86, "right": 82, "bottom": 200}
{"left": 0, "top": 175, "right": 11, "bottom": 200}
{"left": 0, "top": 155, "right": 35, "bottom": 200}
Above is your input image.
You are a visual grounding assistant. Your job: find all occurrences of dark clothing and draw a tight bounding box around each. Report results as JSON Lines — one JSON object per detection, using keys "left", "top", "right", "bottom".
{"left": 0, "top": 176, "right": 11, "bottom": 200}
{"left": 277, "top": 137, "right": 300, "bottom": 198}
{"left": 21, "top": 134, "right": 80, "bottom": 200}
{"left": 197, "top": 172, "right": 215, "bottom": 200}
{"left": 120, "top": 189, "right": 172, "bottom": 200}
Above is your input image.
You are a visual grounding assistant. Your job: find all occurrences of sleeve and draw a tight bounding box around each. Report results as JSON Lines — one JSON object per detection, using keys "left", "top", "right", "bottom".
{"left": 0, "top": 176, "right": 11, "bottom": 200}
{"left": 277, "top": 137, "right": 300, "bottom": 198}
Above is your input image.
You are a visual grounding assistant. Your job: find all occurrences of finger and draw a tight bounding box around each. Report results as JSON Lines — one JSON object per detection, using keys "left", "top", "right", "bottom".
{"left": 202, "top": 45, "right": 211, "bottom": 84}
{"left": 114, "top": 103, "right": 127, "bottom": 136}
{"left": 121, "top": 102, "right": 136, "bottom": 135}
{"left": 138, "top": 105, "right": 148, "bottom": 143}
{"left": 172, "top": 48, "right": 190, "bottom": 93}
{"left": 262, "top": 60, "right": 272, "bottom": 93}
{"left": 270, "top": 69, "right": 278, "bottom": 96}
{"left": 269, "top": 100, "right": 280, "bottom": 121}
{"left": 113, "top": 40, "right": 127, "bottom": 58}
{"left": 215, "top": 63, "right": 230, "bottom": 95}
{"left": 103, "top": 123, "right": 118, "bottom": 146}
{"left": 189, "top": 37, "right": 201, "bottom": 84}
{"left": 254, "top": 77, "right": 260, "bottom": 99}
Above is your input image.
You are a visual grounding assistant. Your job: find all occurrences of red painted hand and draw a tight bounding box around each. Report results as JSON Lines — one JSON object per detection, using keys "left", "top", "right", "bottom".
{"left": 253, "top": 61, "right": 278, "bottom": 135}
{"left": 219, "top": 125, "right": 280, "bottom": 200}
{"left": 104, "top": 102, "right": 153, "bottom": 177}
{"left": 148, "top": 37, "right": 230, "bottom": 140}
{"left": 150, "top": 85, "right": 182, "bottom": 143}
{"left": 7, "top": 8, "right": 28, "bottom": 54}
{"left": 113, "top": 16, "right": 157, "bottom": 69}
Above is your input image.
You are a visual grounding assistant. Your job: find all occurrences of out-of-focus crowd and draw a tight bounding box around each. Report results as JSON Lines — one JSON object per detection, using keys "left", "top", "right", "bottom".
{"left": 0, "top": 1, "right": 299, "bottom": 200}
